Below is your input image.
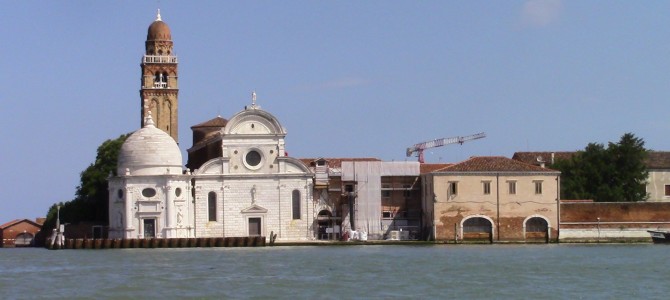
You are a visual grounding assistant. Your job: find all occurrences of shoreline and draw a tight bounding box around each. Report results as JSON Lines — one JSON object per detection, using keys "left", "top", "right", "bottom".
{"left": 37, "top": 236, "right": 660, "bottom": 250}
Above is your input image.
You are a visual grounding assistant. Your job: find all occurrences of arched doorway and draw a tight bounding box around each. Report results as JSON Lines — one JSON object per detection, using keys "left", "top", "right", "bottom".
{"left": 525, "top": 216, "right": 549, "bottom": 242}
{"left": 462, "top": 216, "right": 493, "bottom": 243}
{"left": 317, "top": 210, "right": 341, "bottom": 240}
{"left": 14, "top": 232, "right": 34, "bottom": 247}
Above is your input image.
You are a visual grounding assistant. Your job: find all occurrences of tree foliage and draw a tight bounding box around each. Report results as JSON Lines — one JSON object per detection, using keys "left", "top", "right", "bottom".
{"left": 552, "top": 133, "right": 648, "bottom": 202}
{"left": 42, "top": 134, "right": 130, "bottom": 233}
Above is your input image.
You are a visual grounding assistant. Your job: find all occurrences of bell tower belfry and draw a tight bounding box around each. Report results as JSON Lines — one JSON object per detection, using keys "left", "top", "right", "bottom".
{"left": 140, "top": 9, "right": 179, "bottom": 142}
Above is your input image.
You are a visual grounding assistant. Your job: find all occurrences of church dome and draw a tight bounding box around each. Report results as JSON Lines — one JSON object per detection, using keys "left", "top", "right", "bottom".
{"left": 118, "top": 114, "right": 183, "bottom": 176}
{"left": 147, "top": 11, "right": 171, "bottom": 41}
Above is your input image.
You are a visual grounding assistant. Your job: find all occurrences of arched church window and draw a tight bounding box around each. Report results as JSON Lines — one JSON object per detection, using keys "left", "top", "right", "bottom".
{"left": 292, "top": 190, "right": 301, "bottom": 220}
{"left": 208, "top": 192, "right": 217, "bottom": 222}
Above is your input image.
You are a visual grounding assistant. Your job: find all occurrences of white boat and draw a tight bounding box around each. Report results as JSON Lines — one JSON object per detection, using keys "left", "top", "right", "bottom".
{"left": 647, "top": 230, "right": 670, "bottom": 243}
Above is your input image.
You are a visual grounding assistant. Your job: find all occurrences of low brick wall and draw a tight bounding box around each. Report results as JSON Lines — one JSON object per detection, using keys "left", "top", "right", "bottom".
{"left": 560, "top": 202, "right": 670, "bottom": 242}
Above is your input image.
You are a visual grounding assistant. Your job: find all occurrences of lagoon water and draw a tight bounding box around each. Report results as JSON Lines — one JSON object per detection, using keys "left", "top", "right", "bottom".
{"left": 1, "top": 244, "right": 668, "bottom": 299}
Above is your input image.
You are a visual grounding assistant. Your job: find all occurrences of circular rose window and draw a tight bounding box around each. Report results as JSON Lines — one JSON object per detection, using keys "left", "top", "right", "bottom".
{"left": 245, "top": 150, "right": 262, "bottom": 167}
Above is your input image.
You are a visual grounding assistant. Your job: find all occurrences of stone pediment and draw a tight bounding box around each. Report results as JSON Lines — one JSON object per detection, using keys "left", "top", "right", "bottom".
{"left": 224, "top": 108, "right": 286, "bottom": 136}
{"left": 241, "top": 204, "right": 268, "bottom": 214}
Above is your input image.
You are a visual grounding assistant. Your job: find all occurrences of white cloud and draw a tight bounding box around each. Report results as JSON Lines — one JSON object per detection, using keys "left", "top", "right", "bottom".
{"left": 521, "top": 0, "right": 563, "bottom": 27}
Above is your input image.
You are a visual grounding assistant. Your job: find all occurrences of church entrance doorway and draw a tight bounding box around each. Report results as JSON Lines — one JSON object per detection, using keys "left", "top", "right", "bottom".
{"left": 249, "top": 217, "right": 261, "bottom": 236}
{"left": 143, "top": 219, "right": 156, "bottom": 238}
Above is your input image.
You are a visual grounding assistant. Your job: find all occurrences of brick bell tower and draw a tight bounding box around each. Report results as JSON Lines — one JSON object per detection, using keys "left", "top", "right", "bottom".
{"left": 140, "top": 9, "right": 179, "bottom": 142}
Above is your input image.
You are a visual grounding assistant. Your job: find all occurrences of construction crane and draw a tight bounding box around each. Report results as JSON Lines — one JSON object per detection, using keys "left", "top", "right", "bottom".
{"left": 406, "top": 132, "right": 486, "bottom": 163}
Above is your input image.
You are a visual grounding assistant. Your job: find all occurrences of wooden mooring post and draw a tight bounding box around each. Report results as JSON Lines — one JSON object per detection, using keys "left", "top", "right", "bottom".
{"left": 47, "top": 236, "right": 266, "bottom": 250}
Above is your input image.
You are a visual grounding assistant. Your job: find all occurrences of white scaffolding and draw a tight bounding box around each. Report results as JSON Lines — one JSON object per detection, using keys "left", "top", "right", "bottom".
{"left": 342, "top": 161, "right": 419, "bottom": 240}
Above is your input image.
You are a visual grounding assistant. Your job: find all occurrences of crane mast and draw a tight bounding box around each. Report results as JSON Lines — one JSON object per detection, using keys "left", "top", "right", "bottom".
{"left": 406, "top": 132, "right": 486, "bottom": 163}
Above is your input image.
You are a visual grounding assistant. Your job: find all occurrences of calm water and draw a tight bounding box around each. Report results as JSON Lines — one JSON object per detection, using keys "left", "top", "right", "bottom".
{"left": 1, "top": 244, "right": 668, "bottom": 299}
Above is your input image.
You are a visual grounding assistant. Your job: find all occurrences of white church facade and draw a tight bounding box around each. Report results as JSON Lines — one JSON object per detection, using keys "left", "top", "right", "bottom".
{"left": 108, "top": 12, "right": 314, "bottom": 241}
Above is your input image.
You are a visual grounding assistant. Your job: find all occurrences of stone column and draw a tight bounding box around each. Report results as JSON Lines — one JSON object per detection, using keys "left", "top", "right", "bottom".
{"left": 124, "top": 187, "right": 134, "bottom": 239}
{"left": 165, "top": 185, "right": 175, "bottom": 238}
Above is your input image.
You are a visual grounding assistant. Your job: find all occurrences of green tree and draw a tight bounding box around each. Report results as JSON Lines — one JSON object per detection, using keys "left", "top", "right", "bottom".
{"left": 41, "top": 134, "right": 130, "bottom": 235}
{"left": 553, "top": 133, "right": 648, "bottom": 202}
{"left": 608, "top": 133, "right": 648, "bottom": 201}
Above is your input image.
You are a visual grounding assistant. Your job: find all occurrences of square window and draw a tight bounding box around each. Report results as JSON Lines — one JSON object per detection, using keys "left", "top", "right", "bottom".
{"left": 665, "top": 185, "right": 670, "bottom": 196}
{"left": 483, "top": 181, "right": 491, "bottom": 195}
{"left": 508, "top": 181, "right": 516, "bottom": 195}
{"left": 448, "top": 182, "right": 458, "bottom": 196}
{"left": 534, "top": 181, "right": 543, "bottom": 194}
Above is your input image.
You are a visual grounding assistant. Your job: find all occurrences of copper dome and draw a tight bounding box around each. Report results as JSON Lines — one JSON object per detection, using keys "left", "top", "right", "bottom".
{"left": 147, "top": 20, "right": 171, "bottom": 41}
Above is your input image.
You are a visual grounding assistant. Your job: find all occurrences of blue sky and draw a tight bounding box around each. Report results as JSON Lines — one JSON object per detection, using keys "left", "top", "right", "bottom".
{"left": 2, "top": 1, "right": 670, "bottom": 222}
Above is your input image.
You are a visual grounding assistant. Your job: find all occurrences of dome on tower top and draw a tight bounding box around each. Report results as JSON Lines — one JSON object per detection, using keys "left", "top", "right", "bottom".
{"left": 117, "top": 114, "right": 183, "bottom": 176}
{"left": 147, "top": 10, "right": 171, "bottom": 41}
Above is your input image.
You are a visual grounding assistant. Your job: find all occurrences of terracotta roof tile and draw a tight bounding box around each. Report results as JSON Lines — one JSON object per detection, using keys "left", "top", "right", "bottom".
{"left": 0, "top": 219, "right": 42, "bottom": 230}
{"left": 646, "top": 151, "right": 670, "bottom": 169}
{"left": 0, "top": 219, "right": 20, "bottom": 229}
{"left": 512, "top": 152, "right": 576, "bottom": 165}
{"left": 438, "top": 156, "right": 559, "bottom": 173}
{"left": 420, "top": 163, "right": 452, "bottom": 174}
{"left": 515, "top": 150, "right": 670, "bottom": 169}
{"left": 191, "top": 116, "right": 228, "bottom": 129}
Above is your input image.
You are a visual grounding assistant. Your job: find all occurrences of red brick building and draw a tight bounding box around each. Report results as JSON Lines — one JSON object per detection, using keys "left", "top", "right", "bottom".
{"left": 0, "top": 219, "right": 44, "bottom": 247}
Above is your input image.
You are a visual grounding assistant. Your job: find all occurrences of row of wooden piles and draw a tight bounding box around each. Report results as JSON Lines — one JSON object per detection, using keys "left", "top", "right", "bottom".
{"left": 47, "top": 236, "right": 266, "bottom": 250}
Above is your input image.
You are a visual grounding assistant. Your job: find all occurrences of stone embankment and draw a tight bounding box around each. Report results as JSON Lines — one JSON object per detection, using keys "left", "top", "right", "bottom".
{"left": 47, "top": 236, "right": 265, "bottom": 250}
